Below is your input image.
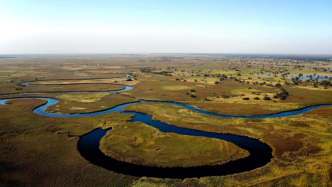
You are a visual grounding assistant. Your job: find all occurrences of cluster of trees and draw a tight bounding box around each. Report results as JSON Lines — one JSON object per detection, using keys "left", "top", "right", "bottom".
{"left": 319, "top": 80, "right": 332, "bottom": 89}
{"left": 140, "top": 67, "right": 157, "bottom": 73}
{"left": 186, "top": 89, "right": 197, "bottom": 98}
{"left": 312, "top": 67, "right": 332, "bottom": 72}
{"left": 215, "top": 75, "right": 227, "bottom": 84}
{"left": 176, "top": 78, "right": 187, "bottom": 81}
{"left": 251, "top": 81, "right": 267, "bottom": 86}
{"left": 230, "top": 77, "right": 243, "bottom": 84}
{"left": 273, "top": 88, "right": 289, "bottom": 100}
{"left": 291, "top": 74, "right": 332, "bottom": 89}
{"left": 156, "top": 71, "right": 173, "bottom": 76}
{"left": 141, "top": 67, "right": 174, "bottom": 76}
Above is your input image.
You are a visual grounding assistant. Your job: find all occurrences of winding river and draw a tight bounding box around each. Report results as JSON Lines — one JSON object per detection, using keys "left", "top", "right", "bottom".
{"left": 1, "top": 74, "right": 331, "bottom": 178}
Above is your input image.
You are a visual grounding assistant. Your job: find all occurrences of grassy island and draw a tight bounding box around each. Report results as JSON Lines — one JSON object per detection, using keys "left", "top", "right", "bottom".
{"left": 100, "top": 122, "right": 249, "bottom": 168}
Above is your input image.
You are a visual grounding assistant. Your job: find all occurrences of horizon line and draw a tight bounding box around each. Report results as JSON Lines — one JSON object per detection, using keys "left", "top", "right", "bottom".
{"left": 1, "top": 53, "right": 332, "bottom": 56}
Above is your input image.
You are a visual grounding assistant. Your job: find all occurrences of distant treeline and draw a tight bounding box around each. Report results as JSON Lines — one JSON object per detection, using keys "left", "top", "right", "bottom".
{"left": 0, "top": 56, "right": 16, "bottom": 58}
{"left": 185, "top": 53, "right": 332, "bottom": 61}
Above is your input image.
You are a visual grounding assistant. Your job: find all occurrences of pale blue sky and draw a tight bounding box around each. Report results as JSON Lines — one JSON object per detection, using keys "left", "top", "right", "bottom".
{"left": 0, "top": 0, "right": 331, "bottom": 54}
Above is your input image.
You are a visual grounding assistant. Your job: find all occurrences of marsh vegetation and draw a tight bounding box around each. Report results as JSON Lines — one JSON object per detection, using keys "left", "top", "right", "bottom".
{"left": 1, "top": 54, "right": 332, "bottom": 186}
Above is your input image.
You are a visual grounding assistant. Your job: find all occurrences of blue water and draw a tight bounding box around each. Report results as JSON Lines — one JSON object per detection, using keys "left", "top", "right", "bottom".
{"left": 292, "top": 74, "right": 331, "bottom": 81}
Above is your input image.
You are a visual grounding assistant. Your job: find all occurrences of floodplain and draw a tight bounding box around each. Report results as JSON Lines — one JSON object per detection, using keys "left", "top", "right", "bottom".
{"left": 1, "top": 54, "right": 332, "bottom": 186}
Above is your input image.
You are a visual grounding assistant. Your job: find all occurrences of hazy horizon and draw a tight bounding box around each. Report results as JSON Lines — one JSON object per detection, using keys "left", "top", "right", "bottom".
{"left": 1, "top": 53, "right": 332, "bottom": 56}
{"left": 1, "top": 0, "right": 331, "bottom": 54}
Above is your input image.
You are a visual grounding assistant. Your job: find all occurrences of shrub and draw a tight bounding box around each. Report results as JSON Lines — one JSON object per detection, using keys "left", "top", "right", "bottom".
{"left": 263, "top": 95, "right": 271, "bottom": 100}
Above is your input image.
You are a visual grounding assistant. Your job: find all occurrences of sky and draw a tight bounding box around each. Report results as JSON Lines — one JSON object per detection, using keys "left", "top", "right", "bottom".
{"left": 0, "top": 0, "right": 331, "bottom": 54}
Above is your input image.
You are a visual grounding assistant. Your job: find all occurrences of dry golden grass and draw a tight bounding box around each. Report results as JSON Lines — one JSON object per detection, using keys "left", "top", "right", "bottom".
{"left": 45, "top": 93, "right": 136, "bottom": 114}
{"left": 57, "top": 93, "right": 110, "bottom": 103}
{"left": 32, "top": 78, "right": 140, "bottom": 85}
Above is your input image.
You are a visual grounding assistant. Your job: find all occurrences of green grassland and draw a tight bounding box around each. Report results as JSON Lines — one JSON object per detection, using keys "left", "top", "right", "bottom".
{"left": 100, "top": 121, "right": 249, "bottom": 168}
{"left": 1, "top": 54, "right": 332, "bottom": 186}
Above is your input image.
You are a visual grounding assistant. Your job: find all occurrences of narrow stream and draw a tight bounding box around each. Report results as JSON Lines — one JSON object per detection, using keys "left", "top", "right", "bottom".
{"left": 0, "top": 97, "right": 272, "bottom": 178}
